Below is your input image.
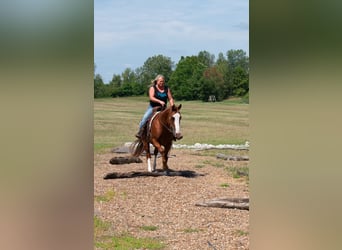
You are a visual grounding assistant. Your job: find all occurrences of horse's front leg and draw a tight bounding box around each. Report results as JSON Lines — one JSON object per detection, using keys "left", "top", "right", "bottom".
{"left": 144, "top": 142, "right": 152, "bottom": 172}
{"left": 150, "top": 139, "right": 165, "bottom": 171}
{"left": 152, "top": 141, "right": 172, "bottom": 173}
{"left": 153, "top": 147, "right": 158, "bottom": 172}
{"left": 162, "top": 143, "right": 172, "bottom": 173}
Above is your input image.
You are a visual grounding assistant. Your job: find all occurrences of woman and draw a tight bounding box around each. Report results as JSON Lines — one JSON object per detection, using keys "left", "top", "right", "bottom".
{"left": 135, "top": 74, "right": 175, "bottom": 138}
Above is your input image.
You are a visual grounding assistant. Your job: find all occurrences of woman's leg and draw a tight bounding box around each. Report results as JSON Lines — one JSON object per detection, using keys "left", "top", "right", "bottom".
{"left": 139, "top": 105, "right": 153, "bottom": 128}
{"left": 136, "top": 105, "right": 153, "bottom": 138}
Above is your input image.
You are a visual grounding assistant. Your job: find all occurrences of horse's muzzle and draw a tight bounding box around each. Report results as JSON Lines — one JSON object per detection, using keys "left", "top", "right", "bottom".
{"left": 175, "top": 133, "right": 183, "bottom": 140}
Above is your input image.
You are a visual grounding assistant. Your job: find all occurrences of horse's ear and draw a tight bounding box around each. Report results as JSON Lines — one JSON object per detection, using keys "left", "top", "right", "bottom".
{"left": 178, "top": 104, "right": 182, "bottom": 110}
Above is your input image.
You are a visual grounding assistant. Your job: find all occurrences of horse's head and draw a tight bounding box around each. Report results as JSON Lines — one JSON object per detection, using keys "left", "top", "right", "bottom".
{"left": 169, "top": 104, "right": 183, "bottom": 140}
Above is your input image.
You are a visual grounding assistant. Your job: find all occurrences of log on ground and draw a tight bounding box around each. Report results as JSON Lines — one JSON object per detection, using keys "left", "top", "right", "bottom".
{"left": 195, "top": 198, "right": 249, "bottom": 210}
{"left": 104, "top": 169, "right": 204, "bottom": 179}
{"left": 109, "top": 156, "right": 142, "bottom": 164}
{"left": 216, "top": 153, "right": 249, "bottom": 161}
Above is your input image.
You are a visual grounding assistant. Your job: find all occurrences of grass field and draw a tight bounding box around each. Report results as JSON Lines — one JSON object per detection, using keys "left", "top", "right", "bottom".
{"left": 94, "top": 96, "right": 249, "bottom": 154}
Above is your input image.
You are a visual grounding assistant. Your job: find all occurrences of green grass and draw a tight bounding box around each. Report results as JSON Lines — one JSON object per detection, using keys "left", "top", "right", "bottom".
{"left": 95, "top": 142, "right": 115, "bottom": 154}
{"left": 226, "top": 166, "right": 249, "bottom": 179}
{"left": 220, "top": 183, "right": 230, "bottom": 188}
{"left": 95, "top": 189, "right": 116, "bottom": 202}
{"left": 95, "top": 190, "right": 128, "bottom": 202}
{"left": 94, "top": 216, "right": 111, "bottom": 239}
{"left": 94, "top": 96, "right": 249, "bottom": 153}
{"left": 183, "top": 228, "right": 202, "bottom": 233}
{"left": 234, "top": 229, "right": 249, "bottom": 236}
{"left": 194, "top": 164, "right": 205, "bottom": 169}
{"left": 203, "top": 159, "right": 225, "bottom": 168}
{"left": 94, "top": 216, "right": 165, "bottom": 249}
{"left": 140, "top": 225, "right": 158, "bottom": 231}
{"left": 95, "top": 234, "right": 165, "bottom": 250}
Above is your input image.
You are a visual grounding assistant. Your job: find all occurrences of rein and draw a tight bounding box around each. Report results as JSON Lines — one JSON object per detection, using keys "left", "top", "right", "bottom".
{"left": 159, "top": 118, "right": 174, "bottom": 134}
{"left": 158, "top": 112, "right": 174, "bottom": 134}
{"left": 150, "top": 110, "right": 174, "bottom": 135}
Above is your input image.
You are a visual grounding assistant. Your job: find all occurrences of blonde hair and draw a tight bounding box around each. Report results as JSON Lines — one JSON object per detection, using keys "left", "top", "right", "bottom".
{"left": 151, "top": 74, "right": 165, "bottom": 85}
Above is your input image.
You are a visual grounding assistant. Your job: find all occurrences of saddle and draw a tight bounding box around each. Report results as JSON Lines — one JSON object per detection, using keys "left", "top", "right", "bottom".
{"left": 143, "top": 106, "right": 166, "bottom": 139}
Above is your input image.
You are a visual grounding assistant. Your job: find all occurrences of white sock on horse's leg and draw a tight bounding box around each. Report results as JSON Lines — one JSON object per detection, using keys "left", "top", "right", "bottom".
{"left": 147, "top": 158, "right": 152, "bottom": 172}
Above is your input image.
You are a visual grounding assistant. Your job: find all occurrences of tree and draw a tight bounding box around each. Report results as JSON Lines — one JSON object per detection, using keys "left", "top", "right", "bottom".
{"left": 199, "top": 67, "right": 225, "bottom": 101}
{"left": 120, "top": 68, "right": 135, "bottom": 96}
{"left": 121, "top": 68, "right": 136, "bottom": 85}
{"left": 215, "top": 52, "right": 230, "bottom": 99}
{"left": 108, "top": 74, "right": 122, "bottom": 97}
{"left": 139, "top": 55, "right": 174, "bottom": 90}
{"left": 94, "top": 74, "right": 107, "bottom": 98}
{"left": 94, "top": 50, "right": 249, "bottom": 100}
{"left": 169, "top": 56, "right": 206, "bottom": 100}
{"left": 230, "top": 66, "right": 249, "bottom": 96}
{"left": 198, "top": 50, "right": 215, "bottom": 68}
{"left": 225, "top": 49, "right": 249, "bottom": 97}
{"left": 227, "top": 49, "right": 249, "bottom": 72}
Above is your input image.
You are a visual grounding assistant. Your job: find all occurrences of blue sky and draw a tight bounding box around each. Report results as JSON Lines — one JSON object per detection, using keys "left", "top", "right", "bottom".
{"left": 95, "top": 0, "right": 249, "bottom": 83}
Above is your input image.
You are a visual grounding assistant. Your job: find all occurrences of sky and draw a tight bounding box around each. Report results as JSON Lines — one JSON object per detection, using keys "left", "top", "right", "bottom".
{"left": 95, "top": 0, "right": 249, "bottom": 83}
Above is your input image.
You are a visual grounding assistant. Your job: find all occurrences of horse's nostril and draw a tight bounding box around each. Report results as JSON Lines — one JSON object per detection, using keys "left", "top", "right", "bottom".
{"left": 176, "top": 133, "right": 183, "bottom": 140}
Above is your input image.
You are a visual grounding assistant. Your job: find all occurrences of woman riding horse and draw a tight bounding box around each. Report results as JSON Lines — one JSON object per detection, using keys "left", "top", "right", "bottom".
{"left": 135, "top": 74, "right": 175, "bottom": 138}
{"left": 131, "top": 103, "right": 183, "bottom": 173}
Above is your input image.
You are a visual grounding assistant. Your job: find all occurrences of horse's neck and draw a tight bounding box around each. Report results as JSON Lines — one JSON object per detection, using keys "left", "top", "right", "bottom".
{"left": 158, "top": 108, "right": 170, "bottom": 124}
{"left": 149, "top": 111, "right": 160, "bottom": 128}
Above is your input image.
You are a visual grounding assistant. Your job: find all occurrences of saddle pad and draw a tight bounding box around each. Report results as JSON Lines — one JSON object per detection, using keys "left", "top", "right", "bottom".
{"left": 148, "top": 111, "right": 160, "bottom": 131}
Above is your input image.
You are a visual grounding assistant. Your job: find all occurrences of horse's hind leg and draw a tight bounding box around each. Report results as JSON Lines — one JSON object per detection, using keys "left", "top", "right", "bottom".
{"left": 143, "top": 142, "right": 152, "bottom": 172}
{"left": 150, "top": 139, "right": 167, "bottom": 172}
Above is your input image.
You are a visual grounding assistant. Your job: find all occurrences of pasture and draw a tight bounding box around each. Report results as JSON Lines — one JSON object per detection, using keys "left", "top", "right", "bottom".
{"left": 94, "top": 96, "right": 250, "bottom": 249}
{"left": 94, "top": 96, "right": 249, "bottom": 153}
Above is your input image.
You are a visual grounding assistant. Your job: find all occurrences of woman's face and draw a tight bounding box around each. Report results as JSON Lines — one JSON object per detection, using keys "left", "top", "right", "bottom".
{"left": 156, "top": 77, "right": 165, "bottom": 87}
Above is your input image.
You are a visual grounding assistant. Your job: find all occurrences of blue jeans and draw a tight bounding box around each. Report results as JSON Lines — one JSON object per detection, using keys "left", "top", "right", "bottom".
{"left": 139, "top": 105, "right": 153, "bottom": 128}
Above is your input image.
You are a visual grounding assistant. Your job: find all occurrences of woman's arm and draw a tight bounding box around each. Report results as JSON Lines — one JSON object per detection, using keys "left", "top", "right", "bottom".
{"left": 168, "top": 88, "right": 174, "bottom": 106}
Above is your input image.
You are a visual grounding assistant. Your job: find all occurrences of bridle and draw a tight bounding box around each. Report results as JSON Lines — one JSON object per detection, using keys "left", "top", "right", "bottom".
{"left": 155, "top": 109, "right": 180, "bottom": 136}
{"left": 158, "top": 112, "right": 176, "bottom": 134}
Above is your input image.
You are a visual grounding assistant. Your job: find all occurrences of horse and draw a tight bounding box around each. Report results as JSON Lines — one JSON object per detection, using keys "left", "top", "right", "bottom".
{"left": 131, "top": 104, "right": 182, "bottom": 174}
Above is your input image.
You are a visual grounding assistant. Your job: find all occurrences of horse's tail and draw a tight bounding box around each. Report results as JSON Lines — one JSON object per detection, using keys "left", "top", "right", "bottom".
{"left": 130, "top": 139, "right": 144, "bottom": 157}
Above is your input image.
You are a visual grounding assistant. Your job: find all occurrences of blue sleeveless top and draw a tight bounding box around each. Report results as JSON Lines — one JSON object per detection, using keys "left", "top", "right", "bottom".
{"left": 150, "top": 85, "right": 168, "bottom": 107}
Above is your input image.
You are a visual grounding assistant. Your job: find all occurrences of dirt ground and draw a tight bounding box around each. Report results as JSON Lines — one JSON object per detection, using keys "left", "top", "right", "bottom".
{"left": 94, "top": 148, "right": 249, "bottom": 250}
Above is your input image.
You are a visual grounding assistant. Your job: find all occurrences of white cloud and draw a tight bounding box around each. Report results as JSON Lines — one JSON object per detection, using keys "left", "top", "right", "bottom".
{"left": 95, "top": 0, "right": 249, "bottom": 82}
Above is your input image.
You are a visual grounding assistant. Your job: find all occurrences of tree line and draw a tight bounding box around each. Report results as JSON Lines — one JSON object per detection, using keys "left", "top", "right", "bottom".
{"left": 94, "top": 49, "right": 249, "bottom": 102}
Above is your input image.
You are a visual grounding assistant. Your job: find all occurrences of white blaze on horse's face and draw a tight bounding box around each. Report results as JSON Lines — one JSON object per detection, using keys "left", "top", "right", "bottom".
{"left": 172, "top": 112, "right": 181, "bottom": 137}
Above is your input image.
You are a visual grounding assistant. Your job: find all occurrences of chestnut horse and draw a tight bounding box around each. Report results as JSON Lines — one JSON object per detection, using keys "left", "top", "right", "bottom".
{"left": 131, "top": 104, "right": 182, "bottom": 173}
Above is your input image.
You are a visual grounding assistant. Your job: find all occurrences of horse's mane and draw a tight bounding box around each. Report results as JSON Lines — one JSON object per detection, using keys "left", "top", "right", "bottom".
{"left": 151, "top": 105, "right": 172, "bottom": 123}
{"left": 158, "top": 105, "right": 171, "bottom": 117}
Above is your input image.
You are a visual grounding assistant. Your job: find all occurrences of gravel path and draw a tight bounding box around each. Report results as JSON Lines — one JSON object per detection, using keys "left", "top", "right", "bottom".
{"left": 94, "top": 149, "right": 249, "bottom": 249}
